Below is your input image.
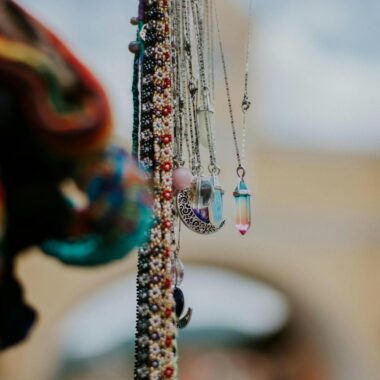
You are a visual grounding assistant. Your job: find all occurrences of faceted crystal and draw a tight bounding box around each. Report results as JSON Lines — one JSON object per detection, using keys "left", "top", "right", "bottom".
{"left": 189, "top": 176, "right": 214, "bottom": 209}
{"left": 171, "top": 258, "right": 185, "bottom": 287}
{"left": 209, "top": 174, "right": 225, "bottom": 227}
{"left": 233, "top": 180, "right": 252, "bottom": 235}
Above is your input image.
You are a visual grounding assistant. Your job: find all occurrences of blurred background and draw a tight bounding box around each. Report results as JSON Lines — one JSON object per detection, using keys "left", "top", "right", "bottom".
{"left": 0, "top": 0, "right": 379, "bottom": 379}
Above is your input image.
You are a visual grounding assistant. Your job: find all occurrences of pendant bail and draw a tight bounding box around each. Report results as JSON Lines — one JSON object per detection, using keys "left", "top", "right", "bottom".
{"left": 237, "top": 165, "right": 246, "bottom": 179}
{"left": 208, "top": 163, "right": 221, "bottom": 175}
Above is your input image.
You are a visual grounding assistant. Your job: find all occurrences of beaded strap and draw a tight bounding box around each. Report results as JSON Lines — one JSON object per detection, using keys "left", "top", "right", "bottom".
{"left": 134, "top": 1, "right": 178, "bottom": 379}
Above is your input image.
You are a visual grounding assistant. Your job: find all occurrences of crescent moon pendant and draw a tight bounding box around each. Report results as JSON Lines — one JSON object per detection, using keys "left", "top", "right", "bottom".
{"left": 176, "top": 189, "right": 225, "bottom": 235}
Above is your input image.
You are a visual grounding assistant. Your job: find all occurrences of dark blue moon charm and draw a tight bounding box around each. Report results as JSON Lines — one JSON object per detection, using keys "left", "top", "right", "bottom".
{"left": 174, "top": 287, "right": 193, "bottom": 329}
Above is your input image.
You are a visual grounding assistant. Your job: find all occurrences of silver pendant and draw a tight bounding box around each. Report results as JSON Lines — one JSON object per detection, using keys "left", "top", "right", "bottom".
{"left": 176, "top": 188, "right": 225, "bottom": 235}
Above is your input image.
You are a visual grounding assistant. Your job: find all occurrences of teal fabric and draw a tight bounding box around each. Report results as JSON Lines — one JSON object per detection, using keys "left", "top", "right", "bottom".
{"left": 41, "top": 205, "right": 151, "bottom": 267}
{"left": 41, "top": 147, "right": 152, "bottom": 266}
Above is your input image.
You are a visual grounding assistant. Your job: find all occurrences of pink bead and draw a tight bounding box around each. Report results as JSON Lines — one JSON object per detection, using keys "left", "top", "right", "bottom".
{"left": 130, "top": 16, "right": 139, "bottom": 25}
{"left": 128, "top": 41, "right": 141, "bottom": 54}
{"left": 173, "top": 168, "right": 192, "bottom": 191}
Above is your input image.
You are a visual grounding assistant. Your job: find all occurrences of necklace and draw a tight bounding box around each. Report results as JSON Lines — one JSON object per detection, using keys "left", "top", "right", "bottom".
{"left": 190, "top": 0, "right": 225, "bottom": 228}
{"left": 131, "top": 1, "right": 255, "bottom": 377}
{"left": 170, "top": 0, "right": 225, "bottom": 231}
{"left": 215, "top": 0, "right": 253, "bottom": 235}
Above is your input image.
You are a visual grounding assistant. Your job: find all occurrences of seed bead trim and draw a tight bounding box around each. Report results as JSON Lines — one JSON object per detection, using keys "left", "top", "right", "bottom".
{"left": 134, "top": 1, "right": 178, "bottom": 379}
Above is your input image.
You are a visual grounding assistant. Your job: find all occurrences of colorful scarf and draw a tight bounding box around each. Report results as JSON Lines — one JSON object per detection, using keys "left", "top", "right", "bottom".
{"left": 0, "top": 1, "right": 152, "bottom": 349}
{"left": 0, "top": 1, "right": 112, "bottom": 157}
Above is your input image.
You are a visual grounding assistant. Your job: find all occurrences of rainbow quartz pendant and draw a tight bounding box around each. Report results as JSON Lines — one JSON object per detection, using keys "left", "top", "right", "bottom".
{"left": 209, "top": 174, "right": 225, "bottom": 228}
{"left": 233, "top": 180, "right": 252, "bottom": 235}
{"left": 189, "top": 176, "right": 214, "bottom": 209}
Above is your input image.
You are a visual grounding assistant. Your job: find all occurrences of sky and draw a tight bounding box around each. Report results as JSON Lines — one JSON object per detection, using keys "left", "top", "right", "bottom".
{"left": 17, "top": 0, "right": 380, "bottom": 154}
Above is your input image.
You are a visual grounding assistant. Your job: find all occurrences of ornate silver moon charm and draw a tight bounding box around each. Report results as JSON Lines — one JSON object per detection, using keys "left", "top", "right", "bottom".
{"left": 176, "top": 189, "right": 225, "bottom": 235}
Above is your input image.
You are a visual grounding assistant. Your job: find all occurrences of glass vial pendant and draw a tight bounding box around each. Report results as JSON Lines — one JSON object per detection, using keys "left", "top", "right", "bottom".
{"left": 209, "top": 174, "right": 225, "bottom": 228}
{"left": 233, "top": 179, "right": 252, "bottom": 235}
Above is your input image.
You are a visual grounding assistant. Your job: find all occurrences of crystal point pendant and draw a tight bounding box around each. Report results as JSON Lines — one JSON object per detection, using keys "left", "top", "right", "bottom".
{"left": 189, "top": 176, "right": 214, "bottom": 209}
{"left": 233, "top": 180, "right": 252, "bottom": 235}
{"left": 171, "top": 258, "right": 185, "bottom": 287}
{"left": 209, "top": 174, "right": 225, "bottom": 228}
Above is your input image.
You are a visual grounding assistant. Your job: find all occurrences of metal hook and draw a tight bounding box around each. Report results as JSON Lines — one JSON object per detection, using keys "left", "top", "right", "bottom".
{"left": 208, "top": 164, "right": 221, "bottom": 175}
{"left": 241, "top": 94, "right": 251, "bottom": 113}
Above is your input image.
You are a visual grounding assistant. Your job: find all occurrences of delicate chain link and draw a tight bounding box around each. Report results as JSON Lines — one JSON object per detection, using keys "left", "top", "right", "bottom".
{"left": 242, "top": 0, "right": 253, "bottom": 167}
{"left": 172, "top": 0, "right": 224, "bottom": 175}
{"left": 205, "top": 0, "right": 215, "bottom": 99}
{"left": 215, "top": 3, "right": 241, "bottom": 167}
{"left": 243, "top": 0, "right": 253, "bottom": 103}
{"left": 215, "top": 0, "right": 253, "bottom": 172}
{"left": 191, "top": 0, "right": 218, "bottom": 170}
{"left": 183, "top": 0, "right": 202, "bottom": 173}
{"left": 172, "top": 0, "right": 182, "bottom": 165}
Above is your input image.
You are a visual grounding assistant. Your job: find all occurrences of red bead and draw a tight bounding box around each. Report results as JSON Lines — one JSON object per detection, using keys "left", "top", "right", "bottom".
{"left": 163, "top": 219, "right": 172, "bottom": 229}
{"left": 162, "top": 106, "right": 172, "bottom": 117}
{"left": 162, "top": 161, "right": 172, "bottom": 172}
{"left": 164, "top": 367, "right": 174, "bottom": 378}
{"left": 163, "top": 189, "right": 172, "bottom": 200}
{"left": 161, "top": 134, "right": 172, "bottom": 144}
{"left": 164, "top": 78, "right": 171, "bottom": 88}
{"left": 165, "top": 335, "right": 173, "bottom": 346}
{"left": 164, "top": 278, "right": 172, "bottom": 289}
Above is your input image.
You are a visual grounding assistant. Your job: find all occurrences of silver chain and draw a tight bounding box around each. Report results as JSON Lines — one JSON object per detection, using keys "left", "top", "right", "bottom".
{"left": 205, "top": 0, "right": 215, "bottom": 99}
{"left": 172, "top": 0, "right": 183, "bottom": 166}
{"left": 191, "top": 0, "right": 219, "bottom": 173}
{"left": 184, "top": 0, "right": 201, "bottom": 173}
{"left": 172, "top": 0, "right": 223, "bottom": 176}
{"left": 215, "top": 0, "right": 253, "bottom": 175}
